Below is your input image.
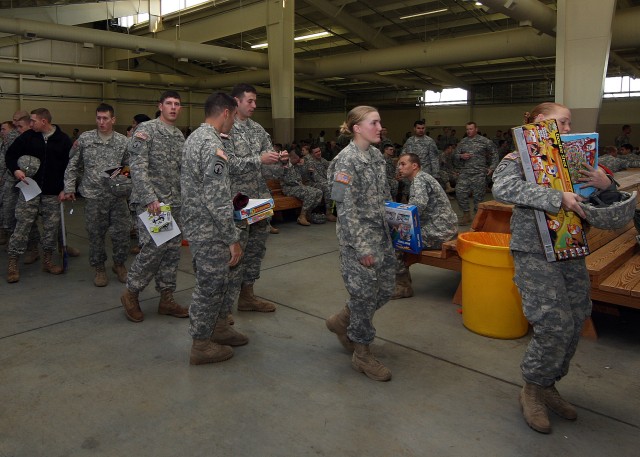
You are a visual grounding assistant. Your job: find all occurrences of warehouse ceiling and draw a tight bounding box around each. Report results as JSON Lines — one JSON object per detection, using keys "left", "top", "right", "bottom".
{"left": 1, "top": 0, "right": 640, "bottom": 106}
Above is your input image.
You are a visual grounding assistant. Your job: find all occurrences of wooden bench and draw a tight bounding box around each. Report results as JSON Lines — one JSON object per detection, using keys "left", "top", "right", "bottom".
{"left": 266, "top": 179, "right": 303, "bottom": 216}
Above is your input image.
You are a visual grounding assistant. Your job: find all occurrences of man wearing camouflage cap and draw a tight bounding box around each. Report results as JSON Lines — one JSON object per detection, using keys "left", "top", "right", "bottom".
{"left": 5, "top": 108, "right": 71, "bottom": 282}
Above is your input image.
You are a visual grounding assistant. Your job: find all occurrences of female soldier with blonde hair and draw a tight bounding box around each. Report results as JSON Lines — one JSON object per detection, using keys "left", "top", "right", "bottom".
{"left": 325, "top": 106, "right": 395, "bottom": 382}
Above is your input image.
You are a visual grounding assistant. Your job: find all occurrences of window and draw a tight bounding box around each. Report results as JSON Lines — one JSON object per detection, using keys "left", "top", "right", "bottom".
{"left": 603, "top": 76, "right": 640, "bottom": 98}
{"left": 422, "top": 88, "right": 468, "bottom": 105}
{"left": 119, "top": 0, "right": 209, "bottom": 28}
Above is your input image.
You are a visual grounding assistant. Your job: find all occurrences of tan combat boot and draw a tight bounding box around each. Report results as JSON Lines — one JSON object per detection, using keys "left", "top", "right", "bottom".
{"left": 212, "top": 316, "right": 249, "bottom": 346}
{"left": 520, "top": 382, "right": 551, "bottom": 433}
{"left": 158, "top": 289, "right": 189, "bottom": 318}
{"left": 190, "top": 339, "right": 233, "bottom": 365}
{"left": 297, "top": 212, "right": 311, "bottom": 226}
{"left": 23, "top": 243, "right": 40, "bottom": 265}
{"left": 42, "top": 251, "right": 63, "bottom": 275}
{"left": 458, "top": 211, "right": 471, "bottom": 226}
{"left": 325, "top": 305, "right": 355, "bottom": 351}
{"left": 237, "top": 283, "right": 276, "bottom": 312}
{"left": 7, "top": 255, "right": 19, "bottom": 283}
{"left": 112, "top": 263, "right": 128, "bottom": 283}
{"left": 391, "top": 272, "right": 413, "bottom": 299}
{"left": 121, "top": 288, "right": 144, "bottom": 322}
{"left": 352, "top": 343, "right": 392, "bottom": 382}
{"left": 94, "top": 264, "right": 108, "bottom": 287}
{"left": 326, "top": 211, "right": 337, "bottom": 222}
{"left": 544, "top": 385, "right": 577, "bottom": 420}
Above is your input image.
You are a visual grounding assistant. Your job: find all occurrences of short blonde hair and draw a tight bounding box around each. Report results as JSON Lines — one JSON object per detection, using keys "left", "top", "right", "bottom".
{"left": 339, "top": 105, "right": 378, "bottom": 136}
{"left": 524, "top": 102, "right": 569, "bottom": 124}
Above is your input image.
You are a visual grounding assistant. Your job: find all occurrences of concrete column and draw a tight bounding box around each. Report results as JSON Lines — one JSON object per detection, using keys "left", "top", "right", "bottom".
{"left": 266, "top": 0, "right": 294, "bottom": 144}
{"left": 555, "top": 0, "right": 616, "bottom": 132}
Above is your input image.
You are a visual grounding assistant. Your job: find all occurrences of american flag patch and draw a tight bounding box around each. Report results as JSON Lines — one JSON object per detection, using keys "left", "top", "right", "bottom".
{"left": 335, "top": 172, "right": 352, "bottom": 185}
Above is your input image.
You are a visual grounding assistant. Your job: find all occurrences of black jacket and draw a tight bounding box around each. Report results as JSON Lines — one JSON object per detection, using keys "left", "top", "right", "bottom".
{"left": 6, "top": 126, "right": 72, "bottom": 196}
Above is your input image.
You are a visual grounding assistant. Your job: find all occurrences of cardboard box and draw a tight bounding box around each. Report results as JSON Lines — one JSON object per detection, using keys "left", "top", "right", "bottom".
{"left": 560, "top": 133, "right": 599, "bottom": 198}
{"left": 385, "top": 201, "right": 423, "bottom": 254}
{"left": 233, "top": 198, "right": 274, "bottom": 220}
{"left": 512, "top": 120, "right": 590, "bottom": 262}
{"left": 244, "top": 208, "right": 274, "bottom": 225}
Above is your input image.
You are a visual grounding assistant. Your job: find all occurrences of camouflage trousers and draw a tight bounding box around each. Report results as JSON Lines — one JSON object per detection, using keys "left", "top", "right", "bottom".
{"left": 242, "top": 218, "right": 268, "bottom": 284}
{"left": 282, "top": 184, "right": 322, "bottom": 213}
{"left": 189, "top": 240, "right": 232, "bottom": 339}
{"left": 310, "top": 181, "right": 333, "bottom": 212}
{"left": 513, "top": 251, "right": 591, "bottom": 387}
{"left": 126, "top": 204, "right": 182, "bottom": 294}
{"left": 8, "top": 194, "right": 59, "bottom": 255}
{"left": 455, "top": 173, "right": 487, "bottom": 212}
{"left": 84, "top": 196, "right": 130, "bottom": 267}
{"left": 388, "top": 179, "right": 399, "bottom": 202}
{"left": 2, "top": 176, "right": 19, "bottom": 231}
{"left": 222, "top": 223, "right": 249, "bottom": 314}
{"left": 340, "top": 243, "right": 395, "bottom": 344}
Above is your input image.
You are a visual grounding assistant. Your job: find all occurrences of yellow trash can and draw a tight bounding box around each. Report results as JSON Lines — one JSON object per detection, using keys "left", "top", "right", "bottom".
{"left": 456, "top": 232, "right": 528, "bottom": 339}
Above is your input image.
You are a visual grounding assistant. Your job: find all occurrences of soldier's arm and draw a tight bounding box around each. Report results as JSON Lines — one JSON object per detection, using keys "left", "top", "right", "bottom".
{"left": 429, "top": 141, "right": 440, "bottom": 176}
{"left": 492, "top": 154, "right": 562, "bottom": 213}
{"left": 408, "top": 176, "right": 429, "bottom": 214}
{"left": 202, "top": 142, "right": 240, "bottom": 247}
{"left": 129, "top": 128, "right": 157, "bottom": 206}
{"left": 487, "top": 139, "right": 499, "bottom": 171}
{"left": 63, "top": 136, "right": 84, "bottom": 194}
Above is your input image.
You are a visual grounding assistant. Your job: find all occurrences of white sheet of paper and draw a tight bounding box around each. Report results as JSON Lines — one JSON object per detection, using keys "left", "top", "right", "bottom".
{"left": 15, "top": 177, "right": 42, "bottom": 201}
{"left": 138, "top": 203, "right": 181, "bottom": 247}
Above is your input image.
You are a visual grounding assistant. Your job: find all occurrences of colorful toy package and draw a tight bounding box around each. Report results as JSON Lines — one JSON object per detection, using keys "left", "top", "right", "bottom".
{"left": 560, "top": 133, "right": 599, "bottom": 198}
{"left": 384, "top": 201, "right": 422, "bottom": 254}
{"left": 511, "top": 119, "right": 590, "bottom": 262}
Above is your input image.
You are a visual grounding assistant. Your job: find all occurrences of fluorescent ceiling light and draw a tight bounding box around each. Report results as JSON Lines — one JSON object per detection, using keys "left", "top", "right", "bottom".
{"left": 294, "top": 31, "right": 331, "bottom": 41}
{"left": 400, "top": 8, "right": 448, "bottom": 20}
{"left": 251, "top": 31, "right": 332, "bottom": 49}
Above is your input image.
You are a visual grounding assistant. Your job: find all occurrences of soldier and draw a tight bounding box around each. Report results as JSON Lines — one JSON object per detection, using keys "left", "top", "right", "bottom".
{"left": 0, "top": 120, "right": 18, "bottom": 244}
{"left": 492, "top": 102, "right": 614, "bottom": 434}
{"left": 306, "top": 145, "right": 337, "bottom": 221}
{"left": 5, "top": 108, "right": 71, "bottom": 282}
{"left": 614, "top": 124, "right": 631, "bottom": 149}
{"left": 402, "top": 120, "right": 439, "bottom": 177}
{"left": 454, "top": 121, "right": 499, "bottom": 225}
{"left": 61, "top": 103, "right": 130, "bottom": 287}
{"left": 382, "top": 143, "right": 399, "bottom": 202}
{"left": 120, "top": 90, "right": 188, "bottom": 322}
{"left": 182, "top": 92, "right": 247, "bottom": 365}
{"left": 281, "top": 152, "right": 322, "bottom": 226}
{"left": 225, "top": 83, "right": 288, "bottom": 316}
{"left": 391, "top": 153, "right": 458, "bottom": 299}
{"left": 325, "top": 106, "right": 395, "bottom": 382}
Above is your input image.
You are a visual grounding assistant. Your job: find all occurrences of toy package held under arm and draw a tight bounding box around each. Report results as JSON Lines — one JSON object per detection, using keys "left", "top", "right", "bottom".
{"left": 560, "top": 133, "right": 599, "bottom": 198}
{"left": 512, "top": 119, "right": 590, "bottom": 262}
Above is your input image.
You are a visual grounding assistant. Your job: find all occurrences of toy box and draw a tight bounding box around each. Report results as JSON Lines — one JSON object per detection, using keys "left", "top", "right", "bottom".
{"left": 233, "top": 198, "right": 274, "bottom": 220}
{"left": 560, "top": 133, "right": 599, "bottom": 198}
{"left": 512, "top": 119, "right": 590, "bottom": 262}
{"left": 384, "top": 201, "right": 423, "bottom": 254}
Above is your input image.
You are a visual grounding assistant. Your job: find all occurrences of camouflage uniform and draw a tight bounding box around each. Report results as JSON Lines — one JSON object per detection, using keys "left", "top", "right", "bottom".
{"left": 126, "top": 119, "right": 184, "bottom": 294}
{"left": 328, "top": 141, "right": 395, "bottom": 345}
{"left": 227, "top": 118, "right": 272, "bottom": 287}
{"left": 401, "top": 135, "right": 440, "bottom": 201}
{"left": 614, "top": 133, "right": 630, "bottom": 149}
{"left": 63, "top": 130, "right": 130, "bottom": 267}
{"left": 0, "top": 129, "right": 19, "bottom": 230}
{"left": 492, "top": 152, "right": 591, "bottom": 387}
{"left": 181, "top": 123, "right": 241, "bottom": 339}
{"left": 384, "top": 155, "right": 399, "bottom": 201}
{"left": 5, "top": 126, "right": 71, "bottom": 255}
{"left": 454, "top": 134, "right": 498, "bottom": 212}
{"left": 396, "top": 170, "right": 458, "bottom": 274}
{"left": 306, "top": 154, "right": 333, "bottom": 211}
{"left": 281, "top": 163, "right": 322, "bottom": 213}
{"left": 598, "top": 154, "right": 640, "bottom": 173}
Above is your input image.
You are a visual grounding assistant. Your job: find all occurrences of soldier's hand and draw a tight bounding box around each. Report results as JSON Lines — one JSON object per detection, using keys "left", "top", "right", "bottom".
{"left": 578, "top": 164, "right": 611, "bottom": 190}
{"left": 228, "top": 242, "right": 243, "bottom": 267}
{"left": 60, "top": 191, "right": 75, "bottom": 201}
{"left": 359, "top": 254, "right": 375, "bottom": 267}
{"left": 278, "top": 150, "right": 290, "bottom": 163}
{"left": 461, "top": 152, "right": 472, "bottom": 160}
{"left": 260, "top": 151, "right": 280, "bottom": 164}
{"left": 147, "top": 200, "right": 161, "bottom": 215}
{"left": 14, "top": 169, "right": 26, "bottom": 182}
{"left": 561, "top": 192, "right": 586, "bottom": 219}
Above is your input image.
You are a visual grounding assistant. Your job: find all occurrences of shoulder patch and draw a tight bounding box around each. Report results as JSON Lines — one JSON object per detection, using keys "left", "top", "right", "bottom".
{"left": 134, "top": 131, "right": 149, "bottom": 141}
{"left": 504, "top": 152, "right": 519, "bottom": 160}
{"left": 335, "top": 172, "right": 352, "bottom": 185}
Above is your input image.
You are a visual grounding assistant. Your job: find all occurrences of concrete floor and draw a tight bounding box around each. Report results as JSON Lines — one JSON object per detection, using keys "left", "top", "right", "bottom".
{"left": 1, "top": 199, "right": 639, "bottom": 457}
